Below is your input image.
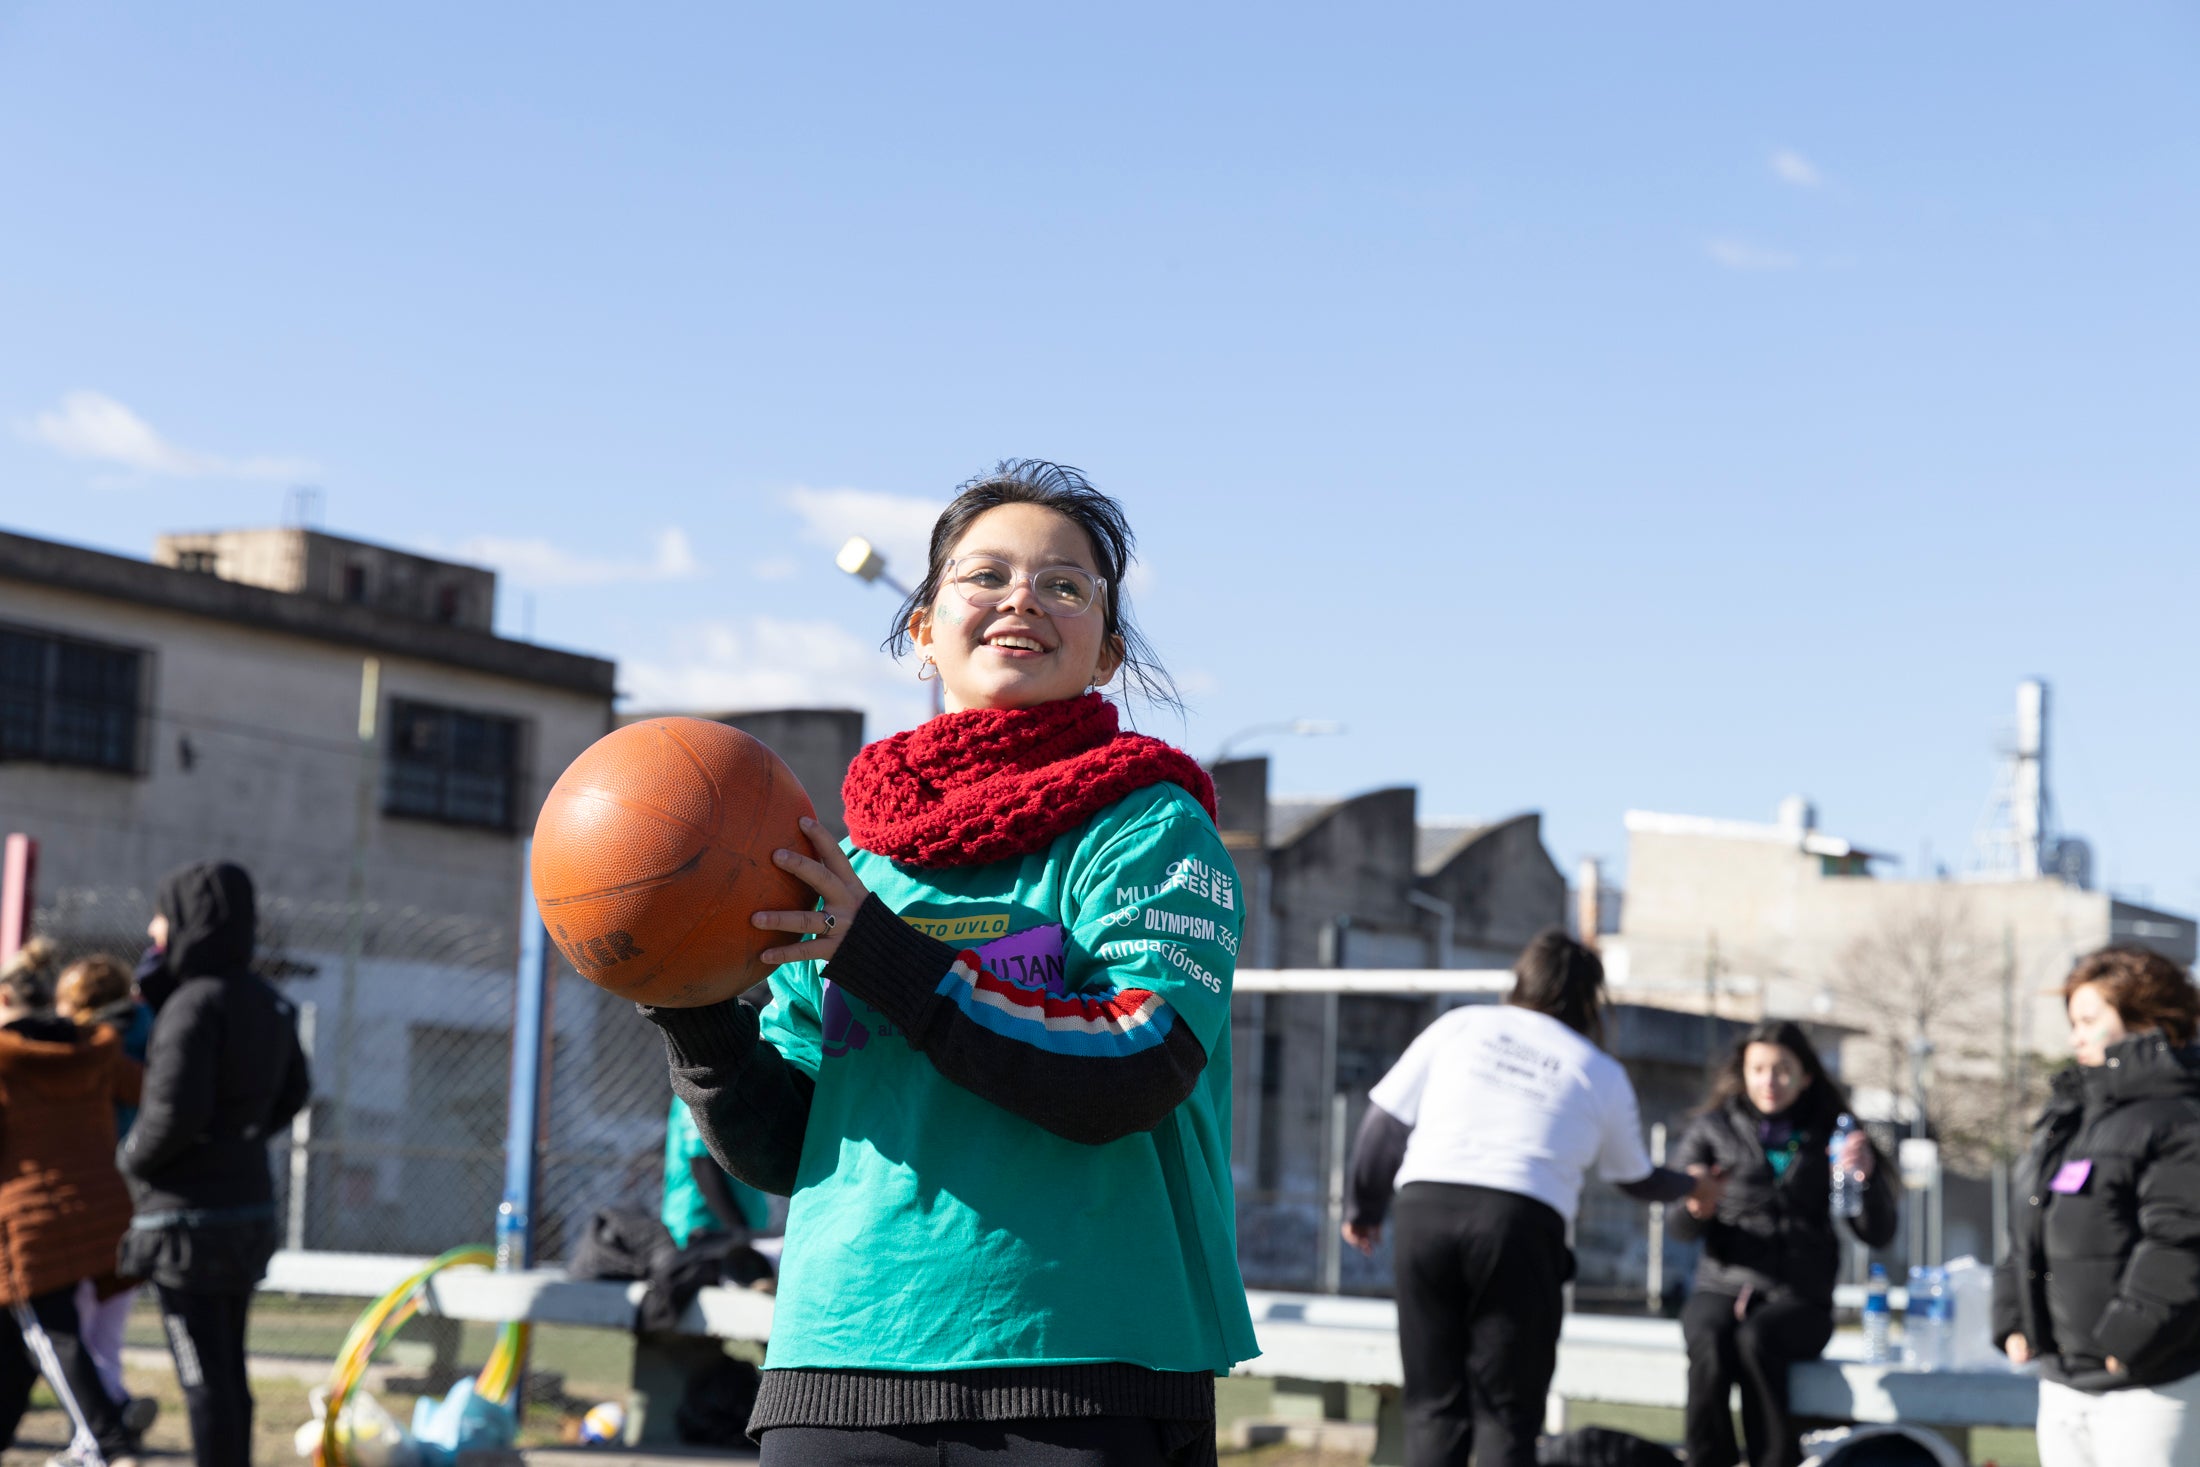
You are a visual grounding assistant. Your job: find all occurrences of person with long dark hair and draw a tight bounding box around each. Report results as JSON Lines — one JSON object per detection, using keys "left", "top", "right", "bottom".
{"left": 1672, "top": 1020, "right": 1897, "bottom": 1467}
{"left": 1341, "top": 930, "right": 1719, "bottom": 1467}
{"left": 642, "top": 462, "right": 1254, "bottom": 1465}
{"left": 1995, "top": 946, "right": 2200, "bottom": 1466}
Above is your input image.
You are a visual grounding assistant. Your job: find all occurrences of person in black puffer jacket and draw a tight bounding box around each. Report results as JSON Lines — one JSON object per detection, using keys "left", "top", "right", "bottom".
{"left": 1993, "top": 946, "right": 2200, "bottom": 1467}
{"left": 1670, "top": 1020, "right": 1898, "bottom": 1467}
{"left": 119, "top": 861, "right": 311, "bottom": 1467}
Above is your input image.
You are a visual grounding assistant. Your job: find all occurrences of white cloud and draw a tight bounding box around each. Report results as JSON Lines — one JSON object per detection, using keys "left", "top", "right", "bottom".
{"left": 1770, "top": 149, "right": 1822, "bottom": 188}
{"left": 1175, "top": 668, "right": 1218, "bottom": 697}
{"left": 784, "top": 486, "right": 945, "bottom": 585}
{"left": 620, "top": 614, "right": 929, "bottom": 733}
{"left": 456, "top": 527, "right": 701, "bottom": 588}
{"left": 1706, "top": 237, "right": 1800, "bottom": 272}
{"left": 16, "top": 390, "right": 317, "bottom": 480}
{"left": 751, "top": 556, "right": 800, "bottom": 582}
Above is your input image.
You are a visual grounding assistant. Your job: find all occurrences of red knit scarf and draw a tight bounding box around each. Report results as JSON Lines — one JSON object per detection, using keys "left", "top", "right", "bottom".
{"left": 842, "top": 693, "right": 1217, "bottom": 869}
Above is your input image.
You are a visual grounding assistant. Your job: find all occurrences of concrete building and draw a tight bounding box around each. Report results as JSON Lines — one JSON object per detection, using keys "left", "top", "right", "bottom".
{"left": 1, "top": 523, "right": 619, "bottom": 1255}
{"left": 153, "top": 527, "right": 498, "bottom": 632}
{"left": 1604, "top": 799, "right": 2196, "bottom": 1061}
{"left": 2, "top": 525, "right": 613, "bottom": 920}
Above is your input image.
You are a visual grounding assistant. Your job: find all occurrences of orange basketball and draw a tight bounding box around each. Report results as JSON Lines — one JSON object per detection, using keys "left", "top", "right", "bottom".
{"left": 531, "top": 717, "right": 818, "bottom": 1007}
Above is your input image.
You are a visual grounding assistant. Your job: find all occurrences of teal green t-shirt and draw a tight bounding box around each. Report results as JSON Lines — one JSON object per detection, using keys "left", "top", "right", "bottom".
{"left": 759, "top": 781, "right": 1257, "bottom": 1374}
{"left": 663, "top": 1094, "right": 772, "bottom": 1244}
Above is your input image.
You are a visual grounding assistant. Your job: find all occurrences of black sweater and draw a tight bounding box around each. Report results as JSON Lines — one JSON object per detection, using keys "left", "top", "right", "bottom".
{"left": 120, "top": 862, "right": 311, "bottom": 1218}
{"left": 1992, "top": 1036, "right": 2200, "bottom": 1392}
{"left": 1668, "top": 1099, "right": 1898, "bottom": 1310}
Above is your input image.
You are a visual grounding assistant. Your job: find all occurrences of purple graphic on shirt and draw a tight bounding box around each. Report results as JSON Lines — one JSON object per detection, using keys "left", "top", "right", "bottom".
{"left": 975, "top": 923, "right": 1068, "bottom": 994}
{"left": 821, "top": 980, "right": 870, "bottom": 1057}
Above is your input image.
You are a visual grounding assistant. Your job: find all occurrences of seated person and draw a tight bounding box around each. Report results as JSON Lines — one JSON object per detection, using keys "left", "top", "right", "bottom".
{"left": 663, "top": 1094, "right": 773, "bottom": 1246}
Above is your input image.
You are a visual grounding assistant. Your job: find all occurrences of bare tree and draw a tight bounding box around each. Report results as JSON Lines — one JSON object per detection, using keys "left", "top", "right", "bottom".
{"left": 1829, "top": 890, "right": 2043, "bottom": 1171}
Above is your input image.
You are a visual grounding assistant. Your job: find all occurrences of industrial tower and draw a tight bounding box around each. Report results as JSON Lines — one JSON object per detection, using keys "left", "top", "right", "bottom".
{"left": 1970, "top": 678, "right": 2092, "bottom": 887}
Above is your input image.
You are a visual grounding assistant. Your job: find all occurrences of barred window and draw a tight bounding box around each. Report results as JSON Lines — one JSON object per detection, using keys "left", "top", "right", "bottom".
{"left": 384, "top": 699, "right": 524, "bottom": 831}
{"left": 0, "top": 625, "right": 145, "bottom": 773}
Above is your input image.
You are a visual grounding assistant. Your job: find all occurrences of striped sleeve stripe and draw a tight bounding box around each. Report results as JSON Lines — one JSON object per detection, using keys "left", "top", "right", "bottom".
{"left": 934, "top": 952, "right": 1177, "bottom": 1058}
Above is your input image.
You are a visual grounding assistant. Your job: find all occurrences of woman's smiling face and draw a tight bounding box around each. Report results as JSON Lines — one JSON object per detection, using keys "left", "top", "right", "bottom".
{"left": 914, "top": 502, "right": 1123, "bottom": 713}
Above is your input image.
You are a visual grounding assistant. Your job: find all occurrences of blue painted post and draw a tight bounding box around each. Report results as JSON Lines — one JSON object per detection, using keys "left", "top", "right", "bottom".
{"left": 500, "top": 842, "right": 554, "bottom": 1274}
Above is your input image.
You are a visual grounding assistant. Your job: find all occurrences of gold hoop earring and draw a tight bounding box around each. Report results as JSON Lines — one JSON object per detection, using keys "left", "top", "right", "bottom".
{"left": 918, "top": 657, "right": 938, "bottom": 683}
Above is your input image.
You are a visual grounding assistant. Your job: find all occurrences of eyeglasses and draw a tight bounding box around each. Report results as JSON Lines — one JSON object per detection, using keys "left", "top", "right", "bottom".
{"left": 943, "top": 556, "right": 1107, "bottom": 618}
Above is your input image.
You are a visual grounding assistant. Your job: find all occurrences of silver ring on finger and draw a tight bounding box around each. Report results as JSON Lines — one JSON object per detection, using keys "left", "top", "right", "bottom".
{"left": 823, "top": 912, "right": 837, "bottom": 933}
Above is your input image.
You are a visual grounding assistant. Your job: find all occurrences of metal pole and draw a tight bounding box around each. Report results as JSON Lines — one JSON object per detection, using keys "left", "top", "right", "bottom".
{"left": 328, "top": 657, "right": 380, "bottom": 1162}
{"left": 1315, "top": 986, "right": 1341, "bottom": 1293}
{"left": 1322, "top": 1092, "right": 1347, "bottom": 1294}
{"left": 1997, "top": 923, "right": 2022, "bottom": 1270}
{"left": 1646, "top": 1122, "right": 1667, "bottom": 1314}
{"left": 286, "top": 1002, "right": 317, "bottom": 1252}
{"left": 1703, "top": 932, "right": 1720, "bottom": 1075}
{"left": 1992, "top": 1157, "right": 2009, "bottom": 1264}
{"left": 1930, "top": 1166, "right": 1946, "bottom": 1267}
{"left": 500, "top": 841, "right": 553, "bottom": 1272}
{"left": 0, "top": 834, "right": 37, "bottom": 967}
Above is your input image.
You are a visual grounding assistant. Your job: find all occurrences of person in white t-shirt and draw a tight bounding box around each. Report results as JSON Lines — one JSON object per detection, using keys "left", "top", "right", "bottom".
{"left": 1343, "top": 929, "right": 1721, "bottom": 1467}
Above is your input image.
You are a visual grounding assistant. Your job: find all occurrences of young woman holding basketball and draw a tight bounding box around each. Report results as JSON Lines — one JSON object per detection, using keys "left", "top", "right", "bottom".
{"left": 642, "top": 461, "right": 1254, "bottom": 1465}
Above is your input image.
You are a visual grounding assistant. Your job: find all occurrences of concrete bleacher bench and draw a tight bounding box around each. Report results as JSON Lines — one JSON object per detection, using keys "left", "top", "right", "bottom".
{"left": 1241, "top": 1290, "right": 2038, "bottom": 1464}
{"left": 260, "top": 1251, "right": 775, "bottom": 1444}
{"left": 261, "top": 1254, "right": 2038, "bottom": 1461}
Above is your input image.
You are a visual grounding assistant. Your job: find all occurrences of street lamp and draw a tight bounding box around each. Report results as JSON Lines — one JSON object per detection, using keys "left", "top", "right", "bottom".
{"left": 835, "top": 536, "right": 912, "bottom": 598}
{"left": 837, "top": 537, "right": 938, "bottom": 714}
{"left": 1211, "top": 719, "right": 1345, "bottom": 765}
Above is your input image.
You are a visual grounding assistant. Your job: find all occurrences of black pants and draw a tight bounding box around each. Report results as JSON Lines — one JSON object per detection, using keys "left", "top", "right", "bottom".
{"left": 157, "top": 1285, "right": 255, "bottom": 1467}
{"left": 1680, "top": 1289, "right": 1833, "bottom": 1467}
{"left": 1392, "top": 1182, "right": 1573, "bottom": 1467}
{"left": 0, "top": 1286, "right": 130, "bottom": 1457}
{"left": 758, "top": 1416, "right": 1174, "bottom": 1465}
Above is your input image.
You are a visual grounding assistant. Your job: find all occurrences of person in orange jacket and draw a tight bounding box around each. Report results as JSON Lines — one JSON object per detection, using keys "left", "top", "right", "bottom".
{"left": 0, "top": 939, "right": 144, "bottom": 1466}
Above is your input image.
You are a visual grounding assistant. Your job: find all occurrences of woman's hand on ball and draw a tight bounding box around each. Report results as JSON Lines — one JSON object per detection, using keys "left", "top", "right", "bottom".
{"left": 753, "top": 817, "right": 871, "bottom": 966}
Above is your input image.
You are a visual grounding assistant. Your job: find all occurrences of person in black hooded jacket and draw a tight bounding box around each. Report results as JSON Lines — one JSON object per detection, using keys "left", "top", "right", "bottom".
{"left": 118, "top": 861, "right": 310, "bottom": 1467}
{"left": 1669, "top": 1021, "right": 1898, "bottom": 1467}
{"left": 1994, "top": 946, "right": 2200, "bottom": 1467}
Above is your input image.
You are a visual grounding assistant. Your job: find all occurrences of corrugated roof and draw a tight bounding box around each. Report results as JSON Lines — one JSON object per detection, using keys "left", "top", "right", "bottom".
{"left": 1415, "top": 820, "right": 1493, "bottom": 877}
{"left": 1267, "top": 797, "right": 1338, "bottom": 848}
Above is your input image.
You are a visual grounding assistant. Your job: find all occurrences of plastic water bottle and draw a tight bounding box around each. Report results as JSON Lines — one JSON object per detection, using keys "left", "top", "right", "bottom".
{"left": 495, "top": 1197, "right": 528, "bottom": 1272}
{"left": 1905, "top": 1266, "right": 1950, "bottom": 1370}
{"left": 1828, "top": 1113, "right": 1863, "bottom": 1220}
{"left": 1862, "top": 1264, "right": 1893, "bottom": 1364}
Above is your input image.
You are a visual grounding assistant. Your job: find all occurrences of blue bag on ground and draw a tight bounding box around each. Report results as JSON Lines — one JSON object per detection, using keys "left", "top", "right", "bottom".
{"left": 409, "top": 1379, "right": 517, "bottom": 1467}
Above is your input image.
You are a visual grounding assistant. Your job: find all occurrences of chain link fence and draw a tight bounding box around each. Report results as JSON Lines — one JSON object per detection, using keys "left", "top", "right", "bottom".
{"left": 34, "top": 885, "right": 679, "bottom": 1261}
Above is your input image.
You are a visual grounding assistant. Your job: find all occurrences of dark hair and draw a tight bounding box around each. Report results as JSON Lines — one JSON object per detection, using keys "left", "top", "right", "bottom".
{"left": 1507, "top": 929, "right": 1606, "bottom": 1046}
{"left": 1702, "top": 1019, "right": 1854, "bottom": 1128}
{"left": 887, "top": 459, "right": 1179, "bottom": 710}
{"left": 2064, "top": 946, "right": 2200, "bottom": 1046}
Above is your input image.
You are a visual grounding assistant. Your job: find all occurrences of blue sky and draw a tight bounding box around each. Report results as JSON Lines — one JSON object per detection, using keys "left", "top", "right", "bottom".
{"left": 4, "top": 4, "right": 2197, "bottom": 907}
